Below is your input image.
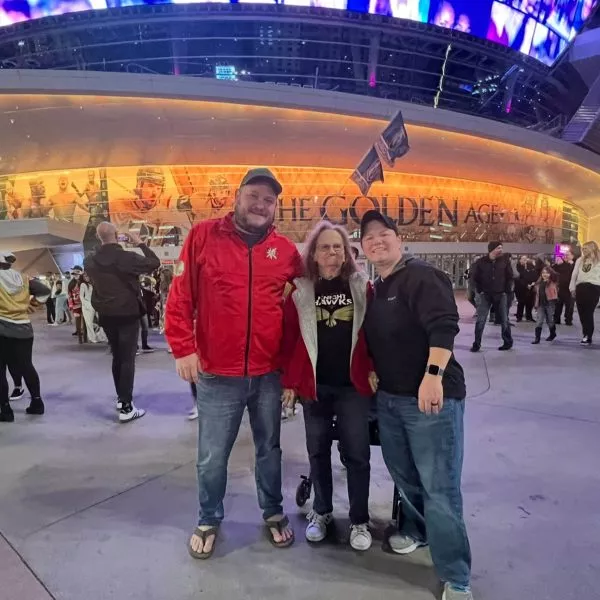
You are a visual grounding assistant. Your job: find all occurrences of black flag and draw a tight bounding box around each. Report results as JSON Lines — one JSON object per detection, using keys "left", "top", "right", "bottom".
{"left": 350, "top": 147, "right": 384, "bottom": 196}
{"left": 374, "top": 109, "right": 410, "bottom": 168}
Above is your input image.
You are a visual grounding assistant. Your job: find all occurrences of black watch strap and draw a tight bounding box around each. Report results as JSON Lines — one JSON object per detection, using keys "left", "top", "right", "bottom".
{"left": 426, "top": 364, "right": 444, "bottom": 377}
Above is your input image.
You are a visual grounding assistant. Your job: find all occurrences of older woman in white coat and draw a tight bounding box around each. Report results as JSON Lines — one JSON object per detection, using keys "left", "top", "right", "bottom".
{"left": 79, "top": 272, "right": 106, "bottom": 343}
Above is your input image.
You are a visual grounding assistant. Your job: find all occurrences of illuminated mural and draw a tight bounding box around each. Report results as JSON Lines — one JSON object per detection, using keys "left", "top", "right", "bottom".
{"left": 0, "top": 165, "right": 574, "bottom": 250}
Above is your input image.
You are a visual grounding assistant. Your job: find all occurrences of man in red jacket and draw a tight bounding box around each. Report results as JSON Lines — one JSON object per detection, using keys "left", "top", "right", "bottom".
{"left": 165, "top": 168, "right": 303, "bottom": 559}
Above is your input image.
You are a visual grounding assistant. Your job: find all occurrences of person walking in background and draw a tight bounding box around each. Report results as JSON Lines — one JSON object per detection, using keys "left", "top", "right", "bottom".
{"left": 280, "top": 221, "right": 375, "bottom": 551}
{"left": 359, "top": 210, "right": 472, "bottom": 600}
{"left": 68, "top": 268, "right": 87, "bottom": 344}
{"left": 470, "top": 242, "right": 513, "bottom": 352}
{"left": 532, "top": 267, "right": 558, "bottom": 345}
{"left": 79, "top": 272, "right": 107, "bottom": 344}
{"left": 84, "top": 222, "right": 160, "bottom": 422}
{"left": 158, "top": 267, "right": 173, "bottom": 334}
{"left": 45, "top": 273, "right": 56, "bottom": 324}
{"left": 514, "top": 255, "right": 536, "bottom": 322}
{"left": 0, "top": 251, "right": 50, "bottom": 422}
{"left": 139, "top": 277, "right": 157, "bottom": 353}
{"left": 553, "top": 251, "right": 575, "bottom": 326}
{"left": 166, "top": 168, "right": 302, "bottom": 559}
{"left": 53, "top": 274, "right": 69, "bottom": 325}
{"left": 570, "top": 241, "right": 600, "bottom": 346}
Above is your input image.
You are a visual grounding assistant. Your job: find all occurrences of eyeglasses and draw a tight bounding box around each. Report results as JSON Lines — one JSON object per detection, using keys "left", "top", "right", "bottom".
{"left": 316, "top": 245, "right": 344, "bottom": 254}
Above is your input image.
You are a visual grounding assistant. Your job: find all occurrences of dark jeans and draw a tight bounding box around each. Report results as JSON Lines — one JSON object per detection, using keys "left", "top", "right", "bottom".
{"left": 140, "top": 314, "right": 150, "bottom": 348}
{"left": 303, "top": 385, "right": 371, "bottom": 524}
{"left": 102, "top": 319, "right": 139, "bottom": 404}
{"left": 0, "top": 336, "right": 42, "bottom": 406}
{"left": 554, "top": 287, "right": 574, "bottom": 324}
{"left": 377, "top": 392, "right": 471, "bottom": 589}
{"left": 474, "top": 293, "right": 512, "bottom": 346}
{"left": 195, "top": 372, "right": 283, "bottom": 526}
{"left": 46, "top": 298, "right": 56, "bottom": 324}
{"left": 8, "top": 361, "right": 22, "bottom": 389}
{"left": 515, "top": 286, "right": 534, "bottom": 321}
{"left": 575, "top": 283, "right": 600, "bottom": 340}
{"left": 536, "top": 301, "right": 556, "bottom": 330}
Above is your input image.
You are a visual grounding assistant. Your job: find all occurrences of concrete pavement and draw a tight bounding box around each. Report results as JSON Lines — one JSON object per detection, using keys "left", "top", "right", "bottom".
{"left": 0, "top": 299, "right": 599, "bottom": 600}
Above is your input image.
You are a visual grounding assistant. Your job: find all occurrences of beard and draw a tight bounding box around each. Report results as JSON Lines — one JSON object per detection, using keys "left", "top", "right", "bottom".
{"left": 234, "top": 204, "right": 274, "bottom": 235}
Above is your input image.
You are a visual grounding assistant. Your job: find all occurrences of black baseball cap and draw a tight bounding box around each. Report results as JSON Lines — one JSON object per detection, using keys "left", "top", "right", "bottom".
{"left": 240, "top": 168, "right": 282, "bottom": 196}
{"left": 360, "top": 210, "right": 398, "bottom": 238}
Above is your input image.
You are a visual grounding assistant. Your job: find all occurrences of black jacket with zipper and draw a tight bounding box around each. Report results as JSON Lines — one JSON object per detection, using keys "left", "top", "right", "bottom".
{"left": 363, "top": 255, "right": 466, "bottom": 400}
{"left": 471, "top": 254, "right": 513, "bottom": 296}
{"left": 84, "top": 243, "right": 160, "bottom": 319}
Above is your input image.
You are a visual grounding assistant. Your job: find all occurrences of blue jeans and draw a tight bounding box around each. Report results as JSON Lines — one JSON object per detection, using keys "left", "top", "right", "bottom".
{"left": 195, "top": 372, "right": 283, "bottom": 526}
{"left": 474, "top": 292, "right": 512, "bottom": 346}
{"left": 536, "top": 301, "right": 556, "bottom": 329}
{"left": 377, "top": 392, "right": 471, "bottom": 589}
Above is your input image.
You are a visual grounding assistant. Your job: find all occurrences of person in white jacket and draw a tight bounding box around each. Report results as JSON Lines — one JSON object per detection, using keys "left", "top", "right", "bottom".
{"left": 570, "top": 241, "right": 600, "bottom": 345}
{"left": 79, "top": 272, "right": 107, "bottom": 344}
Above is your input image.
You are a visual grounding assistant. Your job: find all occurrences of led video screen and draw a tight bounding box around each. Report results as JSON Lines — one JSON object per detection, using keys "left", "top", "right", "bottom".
{"left": 0, "top": 0, "right": 597, "bottom": 66}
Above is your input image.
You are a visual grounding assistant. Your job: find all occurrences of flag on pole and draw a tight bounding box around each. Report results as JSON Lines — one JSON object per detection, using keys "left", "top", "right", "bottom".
{"left": 374, "top": 109, "right": 410, "bottom": 168}
{"left": 350, "top": 147, "right": 384, "bottom": 196}
{"left": 350, "top": 109, "right": 410, "bottom": 195}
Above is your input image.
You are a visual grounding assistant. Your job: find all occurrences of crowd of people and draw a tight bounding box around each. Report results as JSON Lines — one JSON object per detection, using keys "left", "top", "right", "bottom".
{"left": 467, "top": 242, "right": 599, "bottom": 349}
{"left": 2, "top": 167, "right": 600, "bottom": 600}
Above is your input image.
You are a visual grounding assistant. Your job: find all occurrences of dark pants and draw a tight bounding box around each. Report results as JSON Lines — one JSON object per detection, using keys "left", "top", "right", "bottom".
{"left": 515, "top": 286, "right": 534, "bottom": 321}
{"left": 474, "top": 293, "right": 512, "bottom": 346}
{"left": 140, "top": 315, "right": 149, "bottom": 349}
{"left": 554, "top": 287, "right": 574, "bottom": 324}
{"left": 75, "top": 315, "right": 87, "bottom": 344}
{"left": 0, "top": 336, "right": 42, "bottom": 406}
{"left": 575, "top": 283, "right": 600, "bottom": 340}
{"left": 46, "top": 298, "right": 56, "bottom": 324}
{"left": 303, "top": 385, "right": 371, "bottom": 525}
{"left": 102, "top": 319, "right": 139, "bottom": 404}
{"left": 377, "top": 392, "right": 471, "bottom": 590}
{"left": 195, "top": 372, "right": 283, "bottom": 526}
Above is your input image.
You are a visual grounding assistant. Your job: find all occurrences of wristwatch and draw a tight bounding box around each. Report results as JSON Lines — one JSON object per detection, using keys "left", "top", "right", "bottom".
{"left": 426, "top": 364, "right": 445, "bottom": 377}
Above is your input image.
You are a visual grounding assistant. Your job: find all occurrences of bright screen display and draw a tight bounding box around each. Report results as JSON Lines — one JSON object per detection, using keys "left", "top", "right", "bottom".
{"left": 0, "top": 0, "right": 597, "bottom": 66}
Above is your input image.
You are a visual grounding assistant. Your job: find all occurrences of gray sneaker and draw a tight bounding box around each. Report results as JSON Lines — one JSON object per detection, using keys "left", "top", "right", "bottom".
{"left": 388, "top": 534, "right": 427, "bottom": 555}
{"left": 442, "top": 583, "right": 473, "bottom": 600}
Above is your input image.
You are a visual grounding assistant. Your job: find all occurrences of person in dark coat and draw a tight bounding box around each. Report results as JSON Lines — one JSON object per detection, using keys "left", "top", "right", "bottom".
{"left": 514, "top": 256, "right": 537, "bottom": 322}
{"left": 470, "top": 241, "right": 513, "bottom": 352}
{"left": 553, "top": 250, "right": 575, "bottom": 325}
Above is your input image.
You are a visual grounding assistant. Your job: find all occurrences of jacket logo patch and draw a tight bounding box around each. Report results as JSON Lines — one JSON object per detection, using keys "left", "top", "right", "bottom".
{"left": 266, "top": 247, "right": 278, "bottom": 260}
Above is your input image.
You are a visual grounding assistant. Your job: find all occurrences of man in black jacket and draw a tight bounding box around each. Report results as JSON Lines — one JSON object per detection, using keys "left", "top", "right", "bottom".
{"left": 84, "top": 222, "right": 160, "bottom": 422}
{"left": 360, "top": 211, "right": 472, "bottom": 600}
{"left": 514, "top": 256, "right": 536, "bottom": 322}
{"left": 470, "top": 242, "right": 513, "bottom": 352}
{"left": 553, "top": 250, "right": 575, "bottom": 325}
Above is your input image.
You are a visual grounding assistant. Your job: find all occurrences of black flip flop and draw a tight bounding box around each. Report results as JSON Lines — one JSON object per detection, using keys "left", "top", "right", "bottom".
{"left": 265, "top": 515, "right": 295, "bottom": 548}
{"left": 188, "top": 526, "right": 219, "bottom": 560}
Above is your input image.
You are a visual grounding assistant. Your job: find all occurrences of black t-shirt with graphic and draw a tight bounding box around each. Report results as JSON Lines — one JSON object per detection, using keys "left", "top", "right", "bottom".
{"left": 315, "top": 276, "right": 354, "bottom": 387}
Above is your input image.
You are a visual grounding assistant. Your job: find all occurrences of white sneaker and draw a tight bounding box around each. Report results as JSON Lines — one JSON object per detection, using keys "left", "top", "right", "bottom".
{"left": 442, "top": 583, "right": 473, "bottom": 600}
{"left": 188, "top": 406, "right": 198, "bottom": 421}
{"left": 388, "top": 534, "right": 427, "bottom": 555}
{"left": 119, "top": 404, "right": 146, "bottom": 423}
{"left": 305, "top": 511, "right": 333, "bottom": 542}
{"left": 115, "top": 398, "right": 122, "bottom": 411}
{"left": 349, "top": 523, "right": 372, "bottom": 551}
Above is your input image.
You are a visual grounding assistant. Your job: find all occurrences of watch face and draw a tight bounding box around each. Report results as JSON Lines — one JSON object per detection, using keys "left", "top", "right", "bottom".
{"left": 428, "top": 365, "right": 441, "bottom": 375}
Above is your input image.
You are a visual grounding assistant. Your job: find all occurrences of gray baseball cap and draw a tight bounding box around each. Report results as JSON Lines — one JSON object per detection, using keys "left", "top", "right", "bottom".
{"left": 240, "top": 168, "right": 282, "bottom": 196}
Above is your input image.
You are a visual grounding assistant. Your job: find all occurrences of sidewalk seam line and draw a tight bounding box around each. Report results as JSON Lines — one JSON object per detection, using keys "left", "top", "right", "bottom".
{"left": 0, "top": 530, "right": 58, "bottom": 600}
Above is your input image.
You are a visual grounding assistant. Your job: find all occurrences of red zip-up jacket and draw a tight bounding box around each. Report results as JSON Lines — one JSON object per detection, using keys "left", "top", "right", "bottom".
{"left": 280, "top": 273, "right": 374, "bottom": 400}
{"left": 165, "top": 213, "right": 303, "bottom": 377}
